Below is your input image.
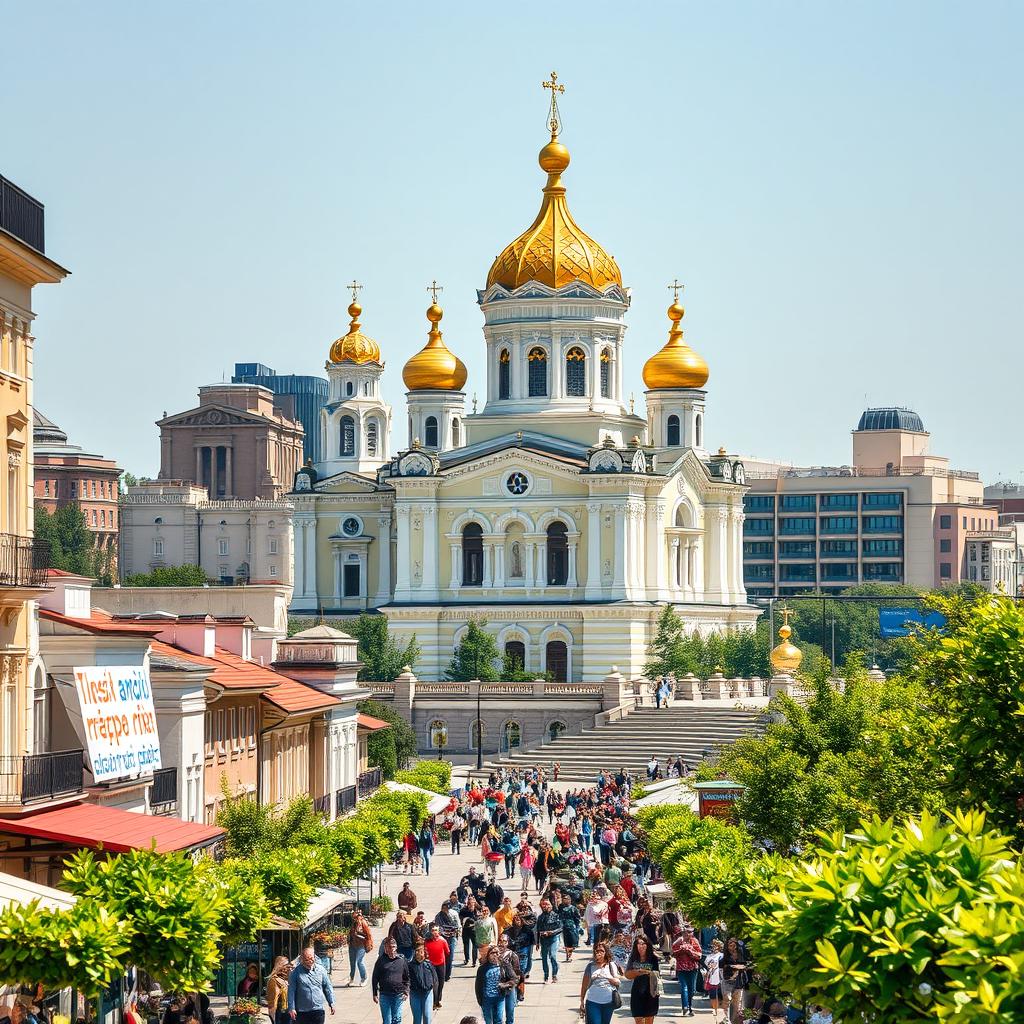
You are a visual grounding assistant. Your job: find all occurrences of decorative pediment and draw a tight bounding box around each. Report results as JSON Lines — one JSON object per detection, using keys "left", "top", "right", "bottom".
{"left": 159, "top": 404, "right": 270, "bottom": 429}
{"left": 311, "top": 470, "right": 386, "bottom": 494}
{"left": 397, "top": 450, "right": 440, "bottom": 477}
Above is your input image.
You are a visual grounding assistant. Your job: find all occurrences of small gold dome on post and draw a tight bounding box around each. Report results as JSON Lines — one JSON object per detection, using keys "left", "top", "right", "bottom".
{"left": 329, "top": 293, "right": 382, "bottom": 365}
{"left": 770, "top": 607, "right": 803, "bottom": 675}
{"left": 642, "top": 299, "right": 710, "bottom": 390}
{"left": 402, "top": 292, "right": 468, "bottom": 392}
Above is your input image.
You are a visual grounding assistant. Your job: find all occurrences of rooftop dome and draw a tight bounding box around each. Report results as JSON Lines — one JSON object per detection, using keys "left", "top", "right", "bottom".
{"left": 642, "top": 302, "right": 709, "bottom": 390}
{"left": 402, "top": 301, "right": 468, "bottom": 391}
{"left": 33, "top": 409, "right": 68, "bottom": 446}
{"left": 856, "top": 407, "right": 925, "bottom": 433}
{"left": 329, "top": 301, "right": 381, "bottom": 365}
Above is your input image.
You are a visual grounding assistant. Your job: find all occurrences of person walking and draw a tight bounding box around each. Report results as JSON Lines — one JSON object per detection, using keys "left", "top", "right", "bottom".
{"left": 557, "top": 890, "right": 581, "bottom": 962}
{"left": 721, "top": 936, "right": 752, "bottom": 1024}
{"left": 461, "top": 897, "right": 481, "bottom": 966}
{"left": 450, "top": 813, "right": 466, "bottom": 855}
{"left": 474, "top": 947, "right": 517, "bottom": 1024}
{"left": 347, "top": 908, "right": 374, "bottom": 986}
{"left": 407, "top": 945, "right": 437, "bottom": 1024}
{"left": 474, "top": 905, "right": 499, "bottom": 962}
{"left": 265, "top": 957, "right": 291, "bottom": 1024}
{"left": 418, "top": 823, "right": 436, "bottom": 876}
{"left": 578, "top": 942, "right": 622, "bottom": 1024}
{"left": 672, "top": 923, "right": 703, "bottom": 1017}
{"left": 398, "top": 882, "right": 418, "bottom": 914}
{"left": 389, "top": 911, "right": 417, "bottom": 962}
{"left": 287, "top": 947, "right": 335, "bottom": 1024}
{"left": 506, "top": 912, "right": 535, "bottom": 986}
{"left": 372, "top": 937, "right": 411, "bottom": 1024}
{"left": 704, "top": 939, "right": 725, "bottom": 1024}
{"left": 535, "top": 897, "right": 561, "bottom": 984}
{"left": 433, "top": 902, "right": 460, "bottom": 982}
{"left": 483, "top": 878, "right": 505, "bottom": 915}
{"left": 518, "top": 843, "right": 535, "bottom": 890}
{"left": 423, "top": 925, "right": 450, "bottom": 1009}
{"left": 624, "top": 934, "right": 660, "bottom": 1024}
{"left": 495, "top": 934, "right": 525, "bottom": 1022}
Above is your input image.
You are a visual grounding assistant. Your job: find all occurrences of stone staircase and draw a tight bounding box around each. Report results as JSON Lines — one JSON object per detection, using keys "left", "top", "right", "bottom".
{"left": 478, "top": 704, "right": 765, "bottom": 783}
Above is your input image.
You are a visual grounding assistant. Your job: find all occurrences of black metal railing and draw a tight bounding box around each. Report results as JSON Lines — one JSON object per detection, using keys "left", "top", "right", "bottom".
{"left": 0, "top": 750, "right": 84, "bottom": 804}
{"left": 356, "top": 767, "right": 382, "bottom": 798}
{"left": 336, "top": 785, "right": 357, "bottom": 815}
{"left": 148, "top": 766, "right": 177, "bottom": 808}
{"left": 313, "top": 794, "right": 330, "bottom": 815}
{"left": 0, "top": 534, "right": 50, "bottom": 588}
{"left": 0, "top": 176, "right": 45, "bottom": 253}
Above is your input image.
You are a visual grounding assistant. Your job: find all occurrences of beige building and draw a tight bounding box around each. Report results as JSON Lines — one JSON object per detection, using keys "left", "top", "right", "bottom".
{"left": 158, "top": 383, "right": 304, "bottom": 500}
{"left": 0, "top": 174, "right": 68, "bottom": 811}
{"left": 118, "top": 479, "right": 293, "bottom": 587}
{"left": 742, "top": 407, "right": 995, "bottom": 595}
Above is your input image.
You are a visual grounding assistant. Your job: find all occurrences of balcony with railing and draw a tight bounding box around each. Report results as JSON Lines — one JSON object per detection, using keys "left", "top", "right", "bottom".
{"left": 356, "top": 767, "right": 382, "bottom": 798}
{"left": 148, "top": 766, "right": 178, "bottom": 811}
{"left": 0, "top": 750, "right": 84, "bottom": 805}
{"left": 335, "top": 785, "right": 357, "bottom": 816}
{"left": 0, "top": 534, "right": 51, "bottom": 592}
{"left": 0, "top": 176, "right": 45, "bottom": 253}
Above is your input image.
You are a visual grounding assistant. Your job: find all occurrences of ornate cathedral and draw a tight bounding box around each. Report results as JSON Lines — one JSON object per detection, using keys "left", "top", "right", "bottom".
{"left": 290, "top": 77, "right": 756, "bottom": 682}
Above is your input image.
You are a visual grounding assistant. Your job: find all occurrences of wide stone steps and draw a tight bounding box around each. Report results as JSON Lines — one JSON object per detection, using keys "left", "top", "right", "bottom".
{"left": 479, "top": 706, "right": 765, "bottom": 782}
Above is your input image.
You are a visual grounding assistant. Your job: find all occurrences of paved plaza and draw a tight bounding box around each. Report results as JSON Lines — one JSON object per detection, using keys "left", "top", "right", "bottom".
{"left": 328, "top": 825, "right": 718, "bottom": 1024}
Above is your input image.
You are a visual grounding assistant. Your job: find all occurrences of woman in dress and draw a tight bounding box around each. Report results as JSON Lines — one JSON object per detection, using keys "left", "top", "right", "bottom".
{"left": 624, "top": 934, "right": 661, "bottom": 1024}
{"left": 703, "top": 938, "right": 724, "bottom": 1023}
{"left": 557, "top": 889, "right": 581, "bottom": 962}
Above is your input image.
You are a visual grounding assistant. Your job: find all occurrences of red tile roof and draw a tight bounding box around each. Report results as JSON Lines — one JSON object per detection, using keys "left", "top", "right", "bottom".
{"left": 357, "top": 713, "right": 392, "bottom": 731}
{"left": 263, "top": 675, "right": 341, "bottom": 713}
{"left": 40, "top": 608, "right": 163, "bottom": 637}
{"left": 0, "top": 804, "right": 224, "bottom": 853}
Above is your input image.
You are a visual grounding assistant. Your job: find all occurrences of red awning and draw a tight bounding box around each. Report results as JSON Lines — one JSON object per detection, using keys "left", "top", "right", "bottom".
{"left": 357, "top": 713, "right": 391, "bottom": 731}
{"left": 0, "top": 804, "right": 224, "bottom": 854}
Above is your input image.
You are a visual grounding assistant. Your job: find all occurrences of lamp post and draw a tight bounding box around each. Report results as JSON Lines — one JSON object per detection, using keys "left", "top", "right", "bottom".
{"left": 473, "top": 650, "right": 483, "bottom": 771}
{"left": 434, "top": 727, "right": 448, "bottom": 761}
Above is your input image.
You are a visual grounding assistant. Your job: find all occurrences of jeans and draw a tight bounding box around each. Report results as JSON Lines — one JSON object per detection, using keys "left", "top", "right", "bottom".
{"left": 677, "top": 969, "right": 698, "bottom": 1011}
{"left": 504, "top": 989, "right": 517, "bottom": 1022}
{"left": 588, "top": 924, "right": 603, "bottom": 945}
{"left": 539, "top": 937, "right": 559, "bottom": 979}
{"left": 518, "top": 946, "right": 533, "bottom": 977}
{"left": 480, "top": 996, "right": 504, "bottom": 1024}
{"left": 463, "top": 932, "right": 478, "bottom": 965}
{"left": 295, "top": 1013, "right": 324, "bottom": 1024}
{"left": 421, "top": 848, "right": 432, "bottom": 875}
{"left": 443, "top": 942, "right": 455, "bottom": 981}
{"left": 451, "top": 833, "right": 461, "bottom": 854}
{"left": 584, "top": 1001, "right": 614, "bottom": 1024}
{"left": 504, "top": 854, "right": 516, "bottom": 878}
{"left": 379, "top": 992, "right": 405, "bottom": 1024}
{"left": 408, "top": 990, "right": 432, "bottom": 1024}
{"left": 349, "top": 944, "right": 367, "bottom": 982}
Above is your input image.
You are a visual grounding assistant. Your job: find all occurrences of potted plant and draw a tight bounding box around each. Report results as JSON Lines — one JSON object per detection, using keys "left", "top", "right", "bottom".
{"left": 368, "top": 894, "right": 393, "bottom": 924}
{"left": 310, "top": 928, "right": 348, "bottom": 951}
{"left": 229, "top": 998, "right": 260, "bottom": 1024}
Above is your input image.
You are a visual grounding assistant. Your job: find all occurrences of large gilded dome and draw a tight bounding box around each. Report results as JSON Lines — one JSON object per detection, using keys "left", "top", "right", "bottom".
{"left": 329, "top": 301, "right": 381, "bottom": 364}
{"left": 642, "top": 302, "right": 709, "bottom": 389}
{"left": 402, "top": 302, "right": 468, "bottom": 391}
{"left": 486, "top": 137, "right": 622, "bottom": 291}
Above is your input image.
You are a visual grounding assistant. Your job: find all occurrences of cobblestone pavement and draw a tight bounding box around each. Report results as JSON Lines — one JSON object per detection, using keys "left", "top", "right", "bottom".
{"left": 327, "top": 830, "right": 719, "bottom": 1024}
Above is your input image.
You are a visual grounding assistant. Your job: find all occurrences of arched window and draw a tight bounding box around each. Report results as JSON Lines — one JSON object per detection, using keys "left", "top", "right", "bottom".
{"left": 548, "top": 720, "right": 567, "bottom": 742}
{"left": 425, "top": 416, "right": 439, "bottom": 449}
{"left": 600, "top": 348, "right": 611, "bottom": 398}
{"left": 366, "top": 420, "right": 378, "bottom": 457}
{"left": 667, "top": 414, "right": 680, "bottom": 446}
{"left": 340, "top": 416, "right": 355, "bottom": 456}
{"left": 428, "top": 719, "right": 448, "bottom": 752}
{"left": 565, "top": 346, "right": 586, "bottom": 397}
{"left": 545, "top": 640, "right": 568, "bottom": 682}
{"left": 498, "top": 349, "right": 511, "bottom": 400}
{"left": 346, "top": 381, "right": 354, "bottom": 397}
{"left": 695, "top": 413, "right": 703, "bottom": 448}
{"left": 528, "top": 347, "right": 548, "bottom": 397}
{"left": 546, "top": 521, "right": 568, "bottom": 585}
{"left": 501, "top": 720, "right": 522, "bottom": 753}
{"left": 462, "top": 523, "right": 484, "bottom": 586}
{"left": 451, "top": 417, "right": 461, "bottom": 447}
{"left": 504, "top": 640, "right": 526, "bottom": 672}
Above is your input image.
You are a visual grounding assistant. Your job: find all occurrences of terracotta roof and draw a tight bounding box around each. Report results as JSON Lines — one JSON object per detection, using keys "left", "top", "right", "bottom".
{"left": 40, "top": 608, "right": 163, "bottom": 637}
{"left": 357, "top": 712, "right": 392, "bottom": 731}
{"left": 262, "top": 676, "right": 341, "bottom": 713}
{"left": 44, "top": 568, "right": 77, "bottom": 578}
{"left": 0, "top": 804, "right": 224, "bottom": 853}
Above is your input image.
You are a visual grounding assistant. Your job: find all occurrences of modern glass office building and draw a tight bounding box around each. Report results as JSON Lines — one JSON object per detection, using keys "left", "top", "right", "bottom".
{"left": 232, "top": 362, "right": 328, "bottom": 464}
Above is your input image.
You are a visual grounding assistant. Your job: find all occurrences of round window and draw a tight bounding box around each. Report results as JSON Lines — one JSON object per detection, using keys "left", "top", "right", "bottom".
{"left": 342, "top": 516, "right": 361, "bottom": 537}
{"left": 506, "top": 472, "right": 530, "bottom": 496}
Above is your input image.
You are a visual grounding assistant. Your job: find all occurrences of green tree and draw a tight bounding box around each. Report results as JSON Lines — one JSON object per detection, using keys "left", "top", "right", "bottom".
{"left": 748, "top": 810, "right": 1024, "bottom": 1022}
{"left": 344, "top": 614, "right": 420, "bottom": 681}
{"left": 356, "top": 699, "right": 417, "bottom": 778}
{"left": 395, "top": 760, "right": 452, "bottom": 794}
{"left": 35, "top": 504, "right": 95, "bottom": 575}
{"left": 446, "top": 619, "right": 501, "bottom": 681}
{"left": 122, "top": 564, "right": 209, "bottom": 586}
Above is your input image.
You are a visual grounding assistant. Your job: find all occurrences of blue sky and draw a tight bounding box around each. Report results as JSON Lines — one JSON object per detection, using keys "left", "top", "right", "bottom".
{"left": 9, "top": 1, "right": 1022, "bottom": 482}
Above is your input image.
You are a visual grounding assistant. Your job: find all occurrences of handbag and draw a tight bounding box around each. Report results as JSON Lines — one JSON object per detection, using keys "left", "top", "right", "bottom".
{"left": 610, "top": 963, "right": 623, "bottom": 1008}
{"left": 649, "top": 969, "right": 661, "bottom": 998}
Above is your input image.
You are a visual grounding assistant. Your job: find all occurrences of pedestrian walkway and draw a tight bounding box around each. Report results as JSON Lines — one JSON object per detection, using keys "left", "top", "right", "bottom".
{"left": 330, "top": 824, "right": 721, "bottom": 1024}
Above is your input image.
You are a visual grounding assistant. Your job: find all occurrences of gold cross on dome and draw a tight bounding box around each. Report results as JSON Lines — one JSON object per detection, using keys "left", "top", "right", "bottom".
{"left": 542, "top": 71, "right": 565, "bottom": 136}
{"left": 347, "top": 279, "right": 363, "bottom": 303}
{"left": 428, "top": 280, "right": 443, "bottom": 303}
{"left": 668, "top": 279, "right": 685, "bottom": 302}
{"left": 780, "top": 606, "right": 792, "bottom": 627}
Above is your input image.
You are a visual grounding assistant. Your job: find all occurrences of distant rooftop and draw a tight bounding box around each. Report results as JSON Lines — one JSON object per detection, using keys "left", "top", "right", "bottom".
{"left": 856, "top": 407, "right": 925, "bottom": 433}
{"left": 0, "top": 174, "right": 45, "bottom": 253}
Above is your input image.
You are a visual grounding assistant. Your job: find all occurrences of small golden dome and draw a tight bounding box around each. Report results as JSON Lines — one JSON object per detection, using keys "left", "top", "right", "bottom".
{"left": 642, "top": 302, "right": 710, "bottom": 390}
{"left": 402, "top": 300, "right": 468, "bottom": 392}
{"left": 486, "top": 135, "right": 622, "bottom": 292}
{"left": 770, "top": 609, "right": 803, "bottom": 675}
{"left": 329, "top": 300, "right": 382, "bottom": 365}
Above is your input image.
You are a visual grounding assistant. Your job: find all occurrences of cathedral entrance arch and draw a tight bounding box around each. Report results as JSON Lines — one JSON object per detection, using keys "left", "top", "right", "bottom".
{"left": 545, "top": 640, "right": 568, "bottom": 682}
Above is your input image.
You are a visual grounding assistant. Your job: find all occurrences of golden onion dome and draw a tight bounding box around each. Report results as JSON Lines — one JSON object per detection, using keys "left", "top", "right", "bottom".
{"left": 329, "top": 301, "right": 382, "bottom": 365}
{"left": 486, "top": 133, "right": 622, "bottom": 292}
{"left": 770, "top": 609, "right": 803, "bottom": 674}
{"left": 642, "top": 301, "right": 710, "bottom": 390}
{"left": 402, "top": 301, "right": 468, "bottom": 391}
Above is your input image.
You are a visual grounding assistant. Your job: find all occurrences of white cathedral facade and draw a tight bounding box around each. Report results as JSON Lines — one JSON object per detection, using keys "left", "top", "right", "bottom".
{"left": 290, "top": 93, "right": 757, "bottom": 682}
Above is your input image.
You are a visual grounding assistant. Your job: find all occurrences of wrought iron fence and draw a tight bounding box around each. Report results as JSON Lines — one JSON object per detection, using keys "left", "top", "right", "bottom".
{"left": 0, "top": 750, "right": 84, "bottom": 803}
{"left": 0, "top": 176, "right": 45, "bottom": 252}
{"left": 356, "top": 766, "right": 382, "bottom": 798}
{"left": 0, "top": 533, "right": 50, "bottom": 588}
{"left": 149, "top": 766, "right": 177, "bottom": 808}
{"left": 335, "top": 785, "right": 357, "bottom": 815}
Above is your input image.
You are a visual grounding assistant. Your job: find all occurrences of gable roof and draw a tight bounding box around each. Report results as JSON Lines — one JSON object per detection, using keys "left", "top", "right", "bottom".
{"left": 437, "top": 431, "right": 590, "bottom": 472}
{"left": 39, "top": 608, "right": 164, "bottom": 637}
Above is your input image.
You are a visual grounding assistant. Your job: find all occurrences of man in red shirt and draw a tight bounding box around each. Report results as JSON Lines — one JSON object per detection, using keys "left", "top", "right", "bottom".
{"left": 423, "top": 923, "right": 451, "bottom": 1010}
{"left": 672, "top": 923, "right": 703, "bottom": 1016}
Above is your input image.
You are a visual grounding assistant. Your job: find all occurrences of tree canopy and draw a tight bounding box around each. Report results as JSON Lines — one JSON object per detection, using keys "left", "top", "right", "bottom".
{"left": 343, "top": 613, "right": 419, "bottom": 682}
{"left": 357, "top": 698, "right": 418, "bottom": 778}
{"left": 446, "top": 619, "right": 501, "bottom": 681}
{"left": 35, "top": 504, "right": 111, "bottom": 582}
{"left": 122, "top": 564, "right": 210, "bottom": 587}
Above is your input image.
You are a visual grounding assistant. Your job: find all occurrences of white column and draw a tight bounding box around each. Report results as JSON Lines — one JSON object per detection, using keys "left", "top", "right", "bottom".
{"left": 611, "top": 506, "right": 627, "bottom": 598}
{"left": 375, "top": 514, "right": 392, "bottom": 606}
{"left": 567, "top": 536, "right": 579, "bottom": 588}
{"left": 332, "top": 550, "right": 341, "bottom": 604}
{"left": 706, "top": 507, "right": 729, "bottom": 603}
{"left": 525, "top": 540, "right": 536, "bottom": 587}
{"left": 615, "top": 343, "right": 624, "bottom": 405}
{"left": 538, "top": 540, "right": 547, "bottom": 587}
{"left": 420, "top": 506, "right": 438, "bottom": 596}
{"left": 482, "top": 541, "right": 493, "bottom": 588}
{"left": 731, "top": 509, "right": 746, "bottom": 601}
{"left": 305, "top": 517, "right": 317, "bottom": 598}
{"left": 671, "top": 537, "right": 681, "bottom": 590}
{"left": 551, "top": 332, "right": 562, "bottom": 398}
{"left": 585, "top": 503, "right": 602, "bottom": 599}
{"left": 495, "top": 543, "right": 505, "bottom": 588}
{"left": 449, "top": 542, "right": 460, "bottom": 589}
{"left": 691, "top": 537, "right": 703, "bottom": 601}
{"left": 646, "top": 500, "right": 663, "bottom": 600}
{"left": 394, "top": 505, "right": 412, "bottom": 599}
{"left": 293, "top": 518, "right": 306, "bottom": 600}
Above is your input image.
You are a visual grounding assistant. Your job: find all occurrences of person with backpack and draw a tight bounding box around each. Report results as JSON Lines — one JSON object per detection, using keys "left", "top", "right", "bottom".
{"left": 417, "top": 823, "right": 436, "bottom": 876}
{"left": 579, "top": 941, "right": 622, "bottom": 1024}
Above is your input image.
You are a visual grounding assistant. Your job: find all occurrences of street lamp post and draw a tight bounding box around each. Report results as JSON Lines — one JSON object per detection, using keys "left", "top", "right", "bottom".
{"left": 473, "top": 650, "right": 483, "bottom": 771}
